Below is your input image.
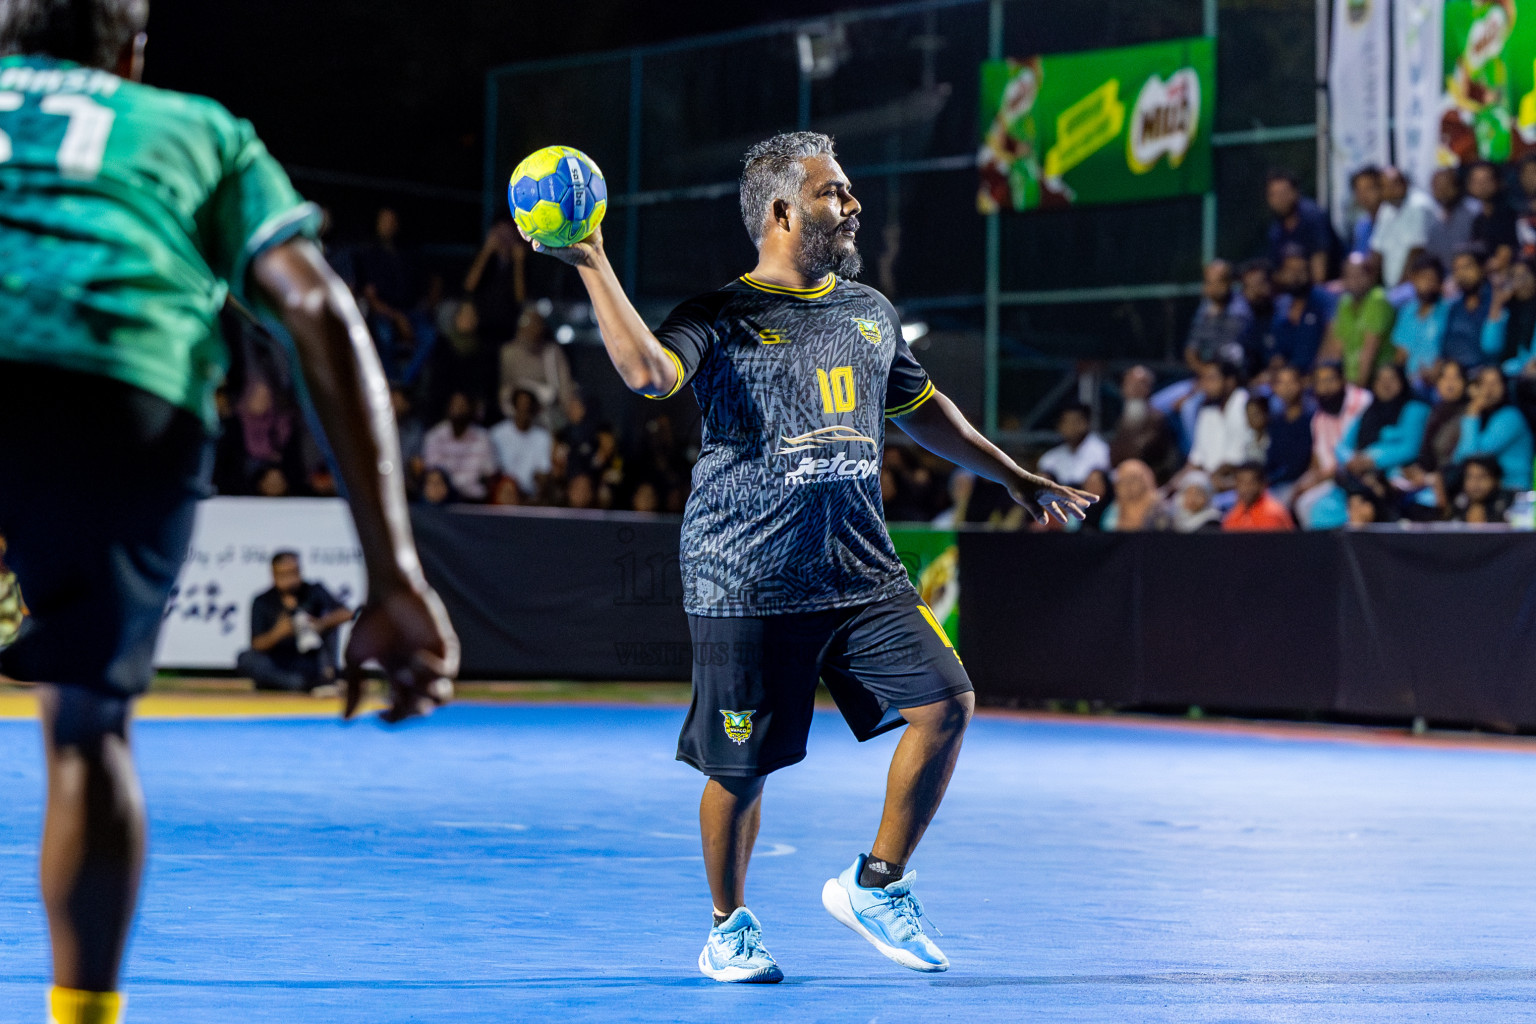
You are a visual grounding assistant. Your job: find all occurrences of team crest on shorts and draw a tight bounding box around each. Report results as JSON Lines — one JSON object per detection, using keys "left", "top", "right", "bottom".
{"left": 720, "top": 710, "right": 756, "bottom": 744}
{"left": 851, "top": 317, "right": 882, "bottom": 344}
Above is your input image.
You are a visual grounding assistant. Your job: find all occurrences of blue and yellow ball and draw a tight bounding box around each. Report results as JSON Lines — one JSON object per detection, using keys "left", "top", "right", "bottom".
{"left": 508, "top": 146, "right": 608, "bottom": 247}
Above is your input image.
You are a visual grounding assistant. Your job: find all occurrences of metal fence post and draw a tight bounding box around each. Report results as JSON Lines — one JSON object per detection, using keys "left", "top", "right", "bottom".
{"left": 983, "top": 0, "right": 1004, "bottom": 438}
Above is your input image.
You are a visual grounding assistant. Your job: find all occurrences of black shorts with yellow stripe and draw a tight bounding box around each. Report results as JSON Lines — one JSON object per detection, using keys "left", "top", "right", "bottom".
{"left": 676, "top": 590, "right": 972, "bottom": 778}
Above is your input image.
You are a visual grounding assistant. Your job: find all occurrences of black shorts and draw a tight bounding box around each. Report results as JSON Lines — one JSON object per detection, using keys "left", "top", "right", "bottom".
{"left": 0, "top": 362, "right": 210, "bottom": 698}
{"left": 676, "top": 591, "right": 973, "bottom": 778}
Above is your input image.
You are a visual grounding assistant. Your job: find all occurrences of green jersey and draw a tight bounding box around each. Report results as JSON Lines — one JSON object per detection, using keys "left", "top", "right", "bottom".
{"left": 0, "top": 55, "right": 319, "bottom": 429}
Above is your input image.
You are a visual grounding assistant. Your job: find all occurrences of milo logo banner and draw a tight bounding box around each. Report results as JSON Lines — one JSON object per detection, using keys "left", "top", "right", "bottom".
{"left": 1441, "top": 0, "right": 1536, "bottom": 163}
{"left": 978, "top": 38, "right": 1214, "bottom": 213}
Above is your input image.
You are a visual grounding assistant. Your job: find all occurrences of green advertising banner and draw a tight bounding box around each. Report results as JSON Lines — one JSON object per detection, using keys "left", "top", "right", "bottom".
{"left": 888, "top": 526, "right": 960, "bottom": 647}
{"left": 978, "top": 38, "right": 1214, "bottom": 213}
{"left": 1442, "top": 0, "right": 1536, "bottom": 163}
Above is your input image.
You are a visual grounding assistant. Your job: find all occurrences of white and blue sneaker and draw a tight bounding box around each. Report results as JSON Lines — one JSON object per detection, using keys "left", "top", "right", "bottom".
{"left": 697, "top": 907, "right": 784, "bottom": 983}
{"left": 821, "top": 854, "right": 949, "bottom": 972}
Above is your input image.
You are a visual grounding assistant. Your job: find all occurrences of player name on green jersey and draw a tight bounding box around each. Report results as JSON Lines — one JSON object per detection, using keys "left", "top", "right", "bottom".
{"left": 0, "top": 55, "right": 318, "bottom": 429}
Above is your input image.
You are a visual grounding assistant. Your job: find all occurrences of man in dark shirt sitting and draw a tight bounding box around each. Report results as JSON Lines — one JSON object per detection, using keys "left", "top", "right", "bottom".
{"left": 235, "top": 551, "right": 352, "bottom": 692}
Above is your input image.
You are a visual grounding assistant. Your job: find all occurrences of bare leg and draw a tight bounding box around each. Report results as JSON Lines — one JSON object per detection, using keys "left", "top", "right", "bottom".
{"left": 700, "top": 775, "right": 765, "bottom": 914}
{"left": 38, "top": 686, "right": 146, "bottom": 992}
{"left": 869, "top": 692, "right": 974, "bottom": 867}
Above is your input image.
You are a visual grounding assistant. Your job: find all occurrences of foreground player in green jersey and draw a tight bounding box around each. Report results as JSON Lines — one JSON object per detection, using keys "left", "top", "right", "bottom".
{"left": 0, "top": 2, "right": 459, "bottom": 1021}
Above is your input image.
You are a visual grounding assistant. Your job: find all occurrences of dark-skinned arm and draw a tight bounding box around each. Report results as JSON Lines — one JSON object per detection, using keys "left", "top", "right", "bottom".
{"left": 251, "top": 238, "right": 459, "bottom": 722}
{"left": 893, "top": 389, "right": 1096, "bottom": 525}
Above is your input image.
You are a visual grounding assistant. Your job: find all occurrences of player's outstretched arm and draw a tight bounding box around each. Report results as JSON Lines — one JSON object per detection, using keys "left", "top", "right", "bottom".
{"left": 524, "top": 227, "right": 679, "bottom": 397}
{"left": 895, "top": 388, "right": 1098, "bottom": 527}
{"left": 252, "top": 238, "right": 460, "bottom": 722}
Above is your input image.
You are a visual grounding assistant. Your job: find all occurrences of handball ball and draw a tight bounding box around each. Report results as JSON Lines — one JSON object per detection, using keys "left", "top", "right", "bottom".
{"left": 508, "top": 145, "right": 608, "bottom": 247}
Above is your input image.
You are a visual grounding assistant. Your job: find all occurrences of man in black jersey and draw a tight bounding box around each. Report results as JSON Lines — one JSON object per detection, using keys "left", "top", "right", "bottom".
{"left": 530, "top": 132, "right": 1094, "bottom": 982}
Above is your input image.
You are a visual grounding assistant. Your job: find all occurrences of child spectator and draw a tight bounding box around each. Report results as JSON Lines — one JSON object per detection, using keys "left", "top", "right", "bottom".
{"left": 1222, "top": 463, "right": 1296, "bottom": 531}
{"left": 420, "top": 467, "right": 456, "bottom": 506}
{"left": 1243, "top": 396, "right": 1270, "bottom": 464}
{"left": 1453, "top": 456, "right": 1512, "bottom": 523}
{"left": 1171, "top": 472, "right": 1223, "bottom": 533}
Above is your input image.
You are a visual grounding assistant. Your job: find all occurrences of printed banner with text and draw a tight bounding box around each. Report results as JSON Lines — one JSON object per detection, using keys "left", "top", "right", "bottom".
{"left": 978, "top": 38, "right": 1214, "bottom": 213}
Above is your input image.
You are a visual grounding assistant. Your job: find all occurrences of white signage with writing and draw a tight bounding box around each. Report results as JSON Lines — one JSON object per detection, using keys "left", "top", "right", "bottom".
{"left": 153, "top": 497, "right": 364, "bottom": 670}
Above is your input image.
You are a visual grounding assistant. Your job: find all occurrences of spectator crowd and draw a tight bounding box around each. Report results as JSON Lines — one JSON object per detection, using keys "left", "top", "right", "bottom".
{"left": 214, "top": 157, "right": 1536, "bottom": 533}
{"left": 1032, "top": 161, "right": 1536, "bottom": 534}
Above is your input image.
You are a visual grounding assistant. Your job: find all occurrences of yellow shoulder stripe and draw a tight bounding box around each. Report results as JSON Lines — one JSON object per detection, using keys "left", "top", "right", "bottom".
{"left": 739, "top": 273, "right": 836, "bottom": 298}
{"left": 644, "top": 344, "right": 687, "bottom": 400}
{"left": 885, "top": 379, "right": 935, "bottom": 417}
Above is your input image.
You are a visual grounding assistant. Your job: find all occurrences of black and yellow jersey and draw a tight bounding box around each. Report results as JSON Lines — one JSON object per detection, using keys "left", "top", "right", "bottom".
{"left": 653, "top": 272, "right": 935, "bottom": 617}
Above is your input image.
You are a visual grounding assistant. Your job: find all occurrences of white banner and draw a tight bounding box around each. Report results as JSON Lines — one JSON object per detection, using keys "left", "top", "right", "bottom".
{"left": 1329, "top": 0, "right": 1392, "bottom": 236}
{"left": 1393, "top": 0, "right": 1445, "bottom": 194}
{"left": 153, "top": 498, "right": 364, "bottom": 670}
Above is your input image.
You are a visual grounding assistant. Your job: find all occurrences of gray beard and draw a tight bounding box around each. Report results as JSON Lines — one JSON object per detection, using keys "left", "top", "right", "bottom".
{"left": 797, "top": 214, "right": 863, "bottom": 279}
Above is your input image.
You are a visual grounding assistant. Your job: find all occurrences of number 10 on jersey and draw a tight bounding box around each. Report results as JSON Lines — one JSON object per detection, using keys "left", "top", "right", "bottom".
{"left": 817, "top": 366, "right": 856, "bottom": 414}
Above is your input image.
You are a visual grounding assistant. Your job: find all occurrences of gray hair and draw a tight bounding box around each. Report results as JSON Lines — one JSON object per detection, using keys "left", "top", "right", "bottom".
{"left": 739, "top": 131, "right": 837, "bottom": 247}
{"left": 0, "top": 0, "right": 148, "bottom": 68}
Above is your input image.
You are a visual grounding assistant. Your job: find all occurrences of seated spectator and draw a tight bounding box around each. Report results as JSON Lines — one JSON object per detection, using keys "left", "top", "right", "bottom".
{"left": 566, "top": 473, "right": 598, "bottom": 510}
{"left": 1322, "top": 252, "right": 1397, "bottom": 386}
{"left": 1037, "top": 403, "right": 1111, "bottom": 487}
{"left": 1268, "top": 244, "right": 1336, "bottom": 372}
{"left": 488, "top": 475, "right": 523, "bottom": 506}
{"left": 1171, "top": 472, "right": 1223, "bottom": 533}
{"left": 1404, "top": 361, "right": 1468, "bottom": 486}
{"left": 1264, "top": 365, "right": 1314, "bottom": 501}
{"left": 391, "top": 385, "right": 426, "bottom": 481}
{"left": 1443, "top": 243, "right": 1509, "bottom": 367}
{"left": 1370, "top": 166, "right": 1433, "bottom": 291}
{"left": 1467, "top": 161, "right": 1519, "bottom": 272}
{"left": 1348, "top": 164, "right": 1383, "bottom": 257}
{"left": 422, "top": 391, "right": 497, "bottom": 500}
{"left": 1453, "top": 365, "right": 1534, "bottom": 490}
{"left": 420, "top": 466, "right": 456, "bottom": 506}
{"left": 238, "top": 378, "right": 300, "bottom": 485}
{"left": 1518, "top": 154, "right": 1536, "bottom": 260}
{"left": 1266, "top": 169, "right": 1334, "bottom": 283}
{"left": 1452, "top": 456, "right": 1512, "bottom": 523}
{"left": 1237, "top": 258, "right": 1278, "bottom": 371}
{"left": 1497, "top": 258, "right": 1536, "bottom": 375}
{"left": 490, "top": 389, "right": 554, "bottom": 497}
{"left": 499, "top": 307, "right": 576, "bottom": 430}
{"left": 1109, "top": 366, "right": 1180, "bottom": 483}
{"left": 1100, "top": 460, "right": 1171, "bottom": 532}
{"left": 1307, "top": 364, "right": 1430, "bottom": 529}
{"left": 1347, "top": 490, "right": 1386, "bottom": 526}
{"left": 1243, "top": 395, "right": 1270, "bottom": 464}
{"left": 1182, "top": 360, "right": 1251, "bottom": 492}
{"left": 1222, "top": 462, "right": 1296, "bottom": 531}
{"left": 631, "top": 480, "right": 661, "bottom": 515}
{"left": 1186, "top": 259, "right": 1253, "bottom": 371}
{"left": 1392, "top": 254, "right": 1452, "bottom": 394}
{"left": 253, "top": 462, "right": 291, "bottom": 498}
{"left": 1425, "top": 167, "right": 1481, "bottom": 269}
{"left": 234, "top": 552, "right": 351, "bottom": 693}
{"left": 1292, "top": 362, "right": 1373, "bottom": 526}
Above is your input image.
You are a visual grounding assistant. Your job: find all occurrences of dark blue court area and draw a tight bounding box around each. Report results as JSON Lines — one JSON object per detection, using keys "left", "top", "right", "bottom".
{"left": 3, "top": 705, "right": 1536, "bottom": 1022}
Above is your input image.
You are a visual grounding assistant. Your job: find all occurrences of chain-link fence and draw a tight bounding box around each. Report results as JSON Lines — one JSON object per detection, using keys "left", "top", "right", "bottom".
{"left": 486, "top": 0, "right": 1321, "bottom": 441}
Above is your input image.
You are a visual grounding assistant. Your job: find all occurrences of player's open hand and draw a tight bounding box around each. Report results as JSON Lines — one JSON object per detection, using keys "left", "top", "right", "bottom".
{"left": 519, "top": 225, "right": 605, "bottom": 269}
{"left": 341, "top": 582, "right": 460, "bottom": 724}
{"left": 1009, "top": 475, "right": 1099, "bottom": 527}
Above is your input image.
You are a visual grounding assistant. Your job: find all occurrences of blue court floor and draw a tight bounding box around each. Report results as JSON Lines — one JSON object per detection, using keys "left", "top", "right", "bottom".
{"left": 3, "top": 704, "right": 1536, "bottom": 1022}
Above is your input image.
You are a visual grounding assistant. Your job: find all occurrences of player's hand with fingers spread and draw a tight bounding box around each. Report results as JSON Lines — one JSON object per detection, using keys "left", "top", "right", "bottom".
{"left": 341, "top": 580, "right": 460, "bottom": 724}
{"left": 1007, "top": 472, "right": 1099, "bottom": 527}
{"left": 521, "top": 224, "right": 605, "bottom": 270}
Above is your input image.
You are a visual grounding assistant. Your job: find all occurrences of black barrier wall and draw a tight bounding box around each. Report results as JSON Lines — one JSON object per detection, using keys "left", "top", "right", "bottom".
{"left": 412, "top": 507, "right": 691, "bottom": 680}
{"left": 958, "top": 531, "right": 1536, "bottom": 730}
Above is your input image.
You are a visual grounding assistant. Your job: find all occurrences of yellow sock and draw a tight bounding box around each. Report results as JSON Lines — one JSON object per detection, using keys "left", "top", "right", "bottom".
{"left": 48, "top": 987, "right": 123, "bottom": 1024}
